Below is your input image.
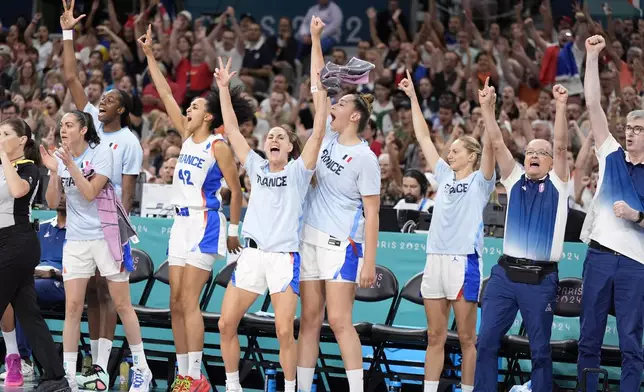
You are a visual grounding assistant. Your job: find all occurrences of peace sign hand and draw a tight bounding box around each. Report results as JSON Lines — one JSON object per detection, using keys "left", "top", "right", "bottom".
{"left": 397, "top": 69, "right": 416, "bottom": 98}
{"left": 137, "top": 24, "right": 154, "bottom": 58}
{"left": 214, "top": 57, "right": 237, "bottom": 88}
{"left": 478, "top": 77, "right": 496, "bottom": 107}
{"left": 60, "top": 0, "right": 86, "bottom": 30}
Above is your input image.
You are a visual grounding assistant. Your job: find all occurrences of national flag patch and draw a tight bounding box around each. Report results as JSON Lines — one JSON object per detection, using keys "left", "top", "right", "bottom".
{"left": 342, "top": 154, "right": 353, "bottom": 163}
{"left": 108, "top": 142, "right": 118, "bottom": 150}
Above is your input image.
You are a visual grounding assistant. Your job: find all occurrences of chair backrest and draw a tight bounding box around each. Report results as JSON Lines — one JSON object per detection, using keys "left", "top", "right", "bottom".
{"left": 554, "top": 277, "right": 583, "bottom": 317}
{"left": 215, "top": 262, "right": 237, "bottom": 288}
{"left": 129, "top": 248, "right": 154, "bottom": 283}
{"left": 153, "top": 260, "right": 170, "bottom": 285}
{"left": 355, "top": 265, "right": 399, "bottom": 302}
{"left": 478, "top": 277, "right": 490, "bottom": 308}
{"left": 399, "top": 272, "right": 424, "bottom": 306}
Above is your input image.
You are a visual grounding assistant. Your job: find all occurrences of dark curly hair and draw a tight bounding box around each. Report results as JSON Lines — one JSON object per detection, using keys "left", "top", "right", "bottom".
{"left": 202, "top": 86, "right": 254, "bottom": 132}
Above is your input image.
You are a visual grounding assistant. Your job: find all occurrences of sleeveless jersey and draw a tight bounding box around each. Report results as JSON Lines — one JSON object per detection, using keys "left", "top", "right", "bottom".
{"left": 172, "top": 134, "right": 226, "bottom": 210}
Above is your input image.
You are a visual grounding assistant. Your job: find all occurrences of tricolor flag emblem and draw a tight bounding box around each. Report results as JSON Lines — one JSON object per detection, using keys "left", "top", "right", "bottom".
{"left": 80, "top": 161, "right": 90, "bottom": 168}
{"left": 109, "top": 142, "right": 118, "bottom": 150}
{"left": 629, "top": 0, "right": 643, "bottom": 15}
{"left": 342, "top": 154, "right": 353, "bottom": 163}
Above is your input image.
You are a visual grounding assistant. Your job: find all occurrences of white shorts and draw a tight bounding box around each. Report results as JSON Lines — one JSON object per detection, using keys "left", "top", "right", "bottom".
{"left": 167, "top": 209, "right": 227, "bottom": 271}
{"left": 232, "top": 246, "right": 300, "bottom": 295}
{"left": 421, "top": 253, "right": 483, "bottom": 302}
{"left": 300, "top": 224, "right": 364, "bottom": 283}
{"left": 63, "top": 239, "right": 129, "bottom": 282}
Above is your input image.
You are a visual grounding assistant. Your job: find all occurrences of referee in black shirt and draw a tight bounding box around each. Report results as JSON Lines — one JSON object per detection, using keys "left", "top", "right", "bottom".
{"left": 0, "top": 118, "right": 70, "bottom": 392}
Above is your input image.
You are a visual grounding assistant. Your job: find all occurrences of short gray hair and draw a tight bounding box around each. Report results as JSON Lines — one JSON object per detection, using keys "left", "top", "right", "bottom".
{"left": 627, "top": 110, "right": 644, "bottom": 123}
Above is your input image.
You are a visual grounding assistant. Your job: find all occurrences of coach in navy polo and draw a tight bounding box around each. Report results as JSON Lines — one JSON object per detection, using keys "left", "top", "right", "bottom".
{"left": 474, "top": 78, "right": 570, "bottom": 392}
{"left": 578, "top": 35, "right": 644, "bottom": 392}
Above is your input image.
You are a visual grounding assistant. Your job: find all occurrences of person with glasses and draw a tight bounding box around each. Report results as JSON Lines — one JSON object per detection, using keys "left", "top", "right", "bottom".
{"left": 577, "top": 35, "right": 644, "bottom": 392}
{"left": 474, "top": 81, "right": 570, "bottom": 392}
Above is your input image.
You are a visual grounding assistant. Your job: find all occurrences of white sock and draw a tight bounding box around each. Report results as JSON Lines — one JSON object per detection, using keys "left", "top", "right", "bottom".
{"left": 424, "top": 380, "right": 439, "bottom": 392}
{"left": 90, "top": 340, "right": 99, "bottom": 364}
{"left": 176, "top": 354, "right": 189, "bottom": 377}
{"left": 225, "top": 371, "right": 241, "bottom": 388}
{"left": 64, "top": 352, "right": 77, "bottom": 376}
{"left": 97, "top": 338, "right": 112, "bottom": 371}
{"left": 129, "top": 343, "right": 148, "bottom": 370}
{"left": 296, "top": 367, "right": 315, "bottom": 391}
{"left": 461, "top": 385, "right": 473, "bottom": 392}
{"left": 284, "top": 379, "right": 296, "bottom": 392}
{"left": 188, "top": 351, "right": 202, "bottom": 379}
{"left": 346, "top": 369, "right": 363, "bottom": 392}
{"left": 2, "top": 329, "right": 18, "bottom": 355}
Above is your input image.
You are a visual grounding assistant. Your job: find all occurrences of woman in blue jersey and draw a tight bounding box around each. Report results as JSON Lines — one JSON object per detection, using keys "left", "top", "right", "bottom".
{"left": 296, "top": 18, "right": 381, "bottom": 392}
{"left": 138, "top": 26, "right": 253, "bottom": 392}
{"left": 39, "top": 110, "right": 152, "bottom": 392}
{"left": 398, "top": 73, "right": 496, "bottom": 392}
{"left": 214, "top": 37, "right": 328, "bottom": 392}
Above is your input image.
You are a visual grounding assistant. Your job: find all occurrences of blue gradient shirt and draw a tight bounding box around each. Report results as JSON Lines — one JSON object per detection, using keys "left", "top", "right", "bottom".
{"left": 501, "top": 164, "right": 569, "bottom": 262}
{"left": 581, "top": 135, "right": 644, "bottom": 262}
{"left": 426, "top": 159, "right": 495, "bottom": 256}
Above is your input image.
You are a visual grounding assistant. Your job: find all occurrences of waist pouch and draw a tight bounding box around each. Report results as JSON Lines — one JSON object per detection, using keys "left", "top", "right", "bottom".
{"left": 499, "top": 255, "right": 557, "bottom": 285}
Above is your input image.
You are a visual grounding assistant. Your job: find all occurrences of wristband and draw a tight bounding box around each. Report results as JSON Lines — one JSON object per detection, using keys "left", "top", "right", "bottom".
{"left": 228, "top": 223, "right": 239, "bottom": 237}
{"left": 62, "top": 30, "right": 73, "bottom": 41}
{"left": 637, "top": 211, "right": 644, "bottom": 224}
{"left": 310, "top": 85, "right": 319, "bottom": 93}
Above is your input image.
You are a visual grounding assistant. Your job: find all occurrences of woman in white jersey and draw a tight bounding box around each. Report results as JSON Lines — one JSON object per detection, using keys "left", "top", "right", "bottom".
{"left": 39, "top": 110, "right": 152, "bottom": 392}
{"left": 214, "top": 38, "right": 328, "bottom": 392}
{"left": 138, "top": 27, "right": 252, "bottom": 392}
{"left": 296, "top": 19, "right": 381, "bottom": 392}
{"left": 399, "top": 73, "right": 496, "bottom": 392}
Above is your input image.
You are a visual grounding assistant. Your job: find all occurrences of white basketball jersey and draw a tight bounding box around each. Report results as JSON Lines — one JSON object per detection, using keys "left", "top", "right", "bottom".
{"left": 172, "top": 134, "right": 226, "bottom": 210}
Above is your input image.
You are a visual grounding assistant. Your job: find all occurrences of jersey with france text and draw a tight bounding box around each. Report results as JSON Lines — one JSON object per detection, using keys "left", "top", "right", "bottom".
{"left": 304, "top": 117, "right": 380, "bottom": 243}
{"left": 172, "top": 134, "right": 226, "bottom": 210}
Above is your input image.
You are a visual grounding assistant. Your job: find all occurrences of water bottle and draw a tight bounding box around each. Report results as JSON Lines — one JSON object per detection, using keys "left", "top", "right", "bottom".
{"left": 264, "top": 363, "right": 277, "bottom": 392}
{"left": 388, "top": 375, "right": 402, "bottom": 392}
{"left": 119, "top": 360, "right": 130, "bottom": 391}
{"left": 311, "top": 373, "right": 318, "bottom": 392}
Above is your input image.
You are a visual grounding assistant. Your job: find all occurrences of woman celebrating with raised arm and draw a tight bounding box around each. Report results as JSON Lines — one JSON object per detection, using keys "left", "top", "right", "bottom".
{"left": 398, "top": 72, "right": 496, "bottom": 392}
{"left": 215, "top": 55, "right": 328, "bottom": 392}
{"left": 138, "top": 26, "right": 252, "bottom": 392}
{"left": 296, "top": 16, "right": 381, "bottom": 392}
{"left": 39, "top": 111, "right": 152, "bottom": 392}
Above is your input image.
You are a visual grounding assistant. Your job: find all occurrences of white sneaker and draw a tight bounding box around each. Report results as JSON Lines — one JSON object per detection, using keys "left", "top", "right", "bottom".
{"left": 0, "top": 359, "right": 35, "bottom": 381}
{"left": 129, "top": 367, "right": 152, "bottom": 392}
{"left": 225, "top": 383, "right": 243, "bottom": 392}
{"left": 65, "top": 373, "right": 80, "bottom": 392}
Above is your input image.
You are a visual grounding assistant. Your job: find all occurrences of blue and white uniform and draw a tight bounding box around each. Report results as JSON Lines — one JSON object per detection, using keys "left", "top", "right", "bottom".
{"left": 232, "top": 150, "right": 314, "bottom": 295}
{"left": 58, "top": 143, "right": 128, "bottom": 282}
{"left": 167, "top": 134, "right": 228, "bottom": 271}
{"left": 300, "top": 119, "right": 380, "bottom": 283}
{"left": 577, "top": 135, "right": 644, "bottom": 392}
{"left": 475, "top": 163, "right": 568, "bottom": 392}
{"left": 84, "top": 103, "right": 143, "bottom": 199}
{"left": 421, "top": 158, "right": 495, "bottom": 301}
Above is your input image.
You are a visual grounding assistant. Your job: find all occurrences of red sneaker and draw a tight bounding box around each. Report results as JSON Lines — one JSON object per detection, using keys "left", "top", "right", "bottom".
{"left": 187, "top": 375, "right": 211, "bottom": 392}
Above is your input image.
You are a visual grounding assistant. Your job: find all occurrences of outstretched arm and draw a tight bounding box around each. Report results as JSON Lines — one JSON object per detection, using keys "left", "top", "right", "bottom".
{"left": 309, "top": 16, "right": 326, "bottom": 101}
{"left": 138, "top": 25, "right": 188, "bottom": 138}
{"left": 398, "top": 70, "right": 440, "bottom": 172}
{"left": 300, "top": 80, "right": 329, "bottom": 170}
{"left": 584, "top": 35, "right": 610, "bottom": 147}
{"left": 479, "top": 77, "right": 515, "bottom": 180}
{"left": 552, "top": 84, "right": 570, "bottom": 181}
{"left": 60, "top": 0, "right": 89, "bottom": 111}
{"left": 215, "top": 57, "right": 251, "bottom": 165}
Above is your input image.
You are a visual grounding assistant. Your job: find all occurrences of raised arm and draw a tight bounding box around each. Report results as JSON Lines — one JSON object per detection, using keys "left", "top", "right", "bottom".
{"left": 479, "top": 77, "right": 515, "bottom": 179}
{"left": 195, "top": 28, "right": 217, "bottom": 72}
{"left": 214, "top": 57, "right": 251, "bottom": 165}
{"left": 106, "top": 0, "right": 123, "bottom": 35}
{"left": 552, "top": 84, "right": 570, "bottom": 181}
{"left": 366, "top": 8, "right": 383, "bottom": 47}
{"left": 310, "top": 16, "right": 326, "bottom": 98}
{"left": 97, "top": 26, "right": 134, "bottom": 62}
{"left": 24, "top": 13, "right": 40, "bottom": 48}
{"left": 584, "top": 35, "right": 610, "bottom": 147}
{"left": 398, "top": 70, "right": 440, "bottom": 172}
{"left": 138, "top": 25, "right": 188, "bottom": 138}
{"left": 480, "top": 126, "right": 495, "bottom": 180}
{"left": 301, "top": 79, "right": 328, "bottom": 169}
{"left": 60, "top": 0, "right": 89, "bottom": 111}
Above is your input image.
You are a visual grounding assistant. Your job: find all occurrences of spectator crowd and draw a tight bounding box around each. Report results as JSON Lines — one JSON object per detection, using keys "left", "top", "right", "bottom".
{"left": 0, "top": 0, "right": 638, "bottom": 214}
